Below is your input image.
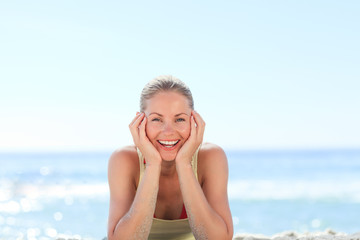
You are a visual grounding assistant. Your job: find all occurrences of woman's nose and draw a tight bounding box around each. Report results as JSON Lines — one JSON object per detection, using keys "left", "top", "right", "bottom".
{"left": 162, "top": 122, "right": 175, "bottom": 134}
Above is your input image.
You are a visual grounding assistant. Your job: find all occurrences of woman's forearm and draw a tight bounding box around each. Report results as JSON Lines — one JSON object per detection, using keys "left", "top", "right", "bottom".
{"left": 110, "top": 165, "right": 161, "bottom": 240}
{"left": 176, "top": 162, "right": 231, "bottom": 240}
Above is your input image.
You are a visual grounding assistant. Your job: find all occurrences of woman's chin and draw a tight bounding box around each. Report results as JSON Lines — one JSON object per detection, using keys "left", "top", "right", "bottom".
{"left": 159, "top": 151, "right": 177, "bottom": 161}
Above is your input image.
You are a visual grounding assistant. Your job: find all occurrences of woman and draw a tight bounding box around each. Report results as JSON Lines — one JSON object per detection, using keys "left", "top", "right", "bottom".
{"left": 107, "top": 75, "right": 233, "bottom": 240}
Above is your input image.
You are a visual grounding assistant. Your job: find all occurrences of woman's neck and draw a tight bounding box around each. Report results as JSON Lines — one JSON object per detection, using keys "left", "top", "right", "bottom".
{"left": 160, "top": 159, "right": 177, "bottom": 177}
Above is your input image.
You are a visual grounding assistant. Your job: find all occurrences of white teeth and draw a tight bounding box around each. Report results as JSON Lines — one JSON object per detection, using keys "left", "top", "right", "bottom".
{"left": 158, "top": 140, "right": 179, "bottom": 145}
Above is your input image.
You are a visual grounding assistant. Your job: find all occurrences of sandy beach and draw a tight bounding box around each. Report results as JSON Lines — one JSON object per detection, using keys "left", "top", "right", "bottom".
{"left": 233, "top": 229, "right": 360, "bottom": 240}
{"left": 51, "top": 229, "right": 360, "bottom": 240}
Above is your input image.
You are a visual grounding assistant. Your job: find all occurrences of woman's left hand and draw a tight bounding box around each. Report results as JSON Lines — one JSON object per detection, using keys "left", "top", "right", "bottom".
{"left": 175, "top": 110, "right": 205, "bottom": 166}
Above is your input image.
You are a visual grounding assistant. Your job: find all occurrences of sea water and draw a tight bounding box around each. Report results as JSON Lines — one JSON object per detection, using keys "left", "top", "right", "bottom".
{"left": 0, "top": 149, "right": 359, "bottom": 239}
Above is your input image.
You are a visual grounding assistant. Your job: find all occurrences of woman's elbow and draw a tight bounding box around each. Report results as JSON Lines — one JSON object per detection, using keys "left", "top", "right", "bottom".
{"left": 107, "top": 229, "right": 115, "bottom": 240}
{"left": 209, "top": 228, "right": 233, "bottom": 240}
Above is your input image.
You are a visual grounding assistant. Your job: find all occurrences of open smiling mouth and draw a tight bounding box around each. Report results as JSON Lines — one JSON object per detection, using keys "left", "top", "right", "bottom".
{"left": 157, "top": 140, "right": 180, "bottom": 148}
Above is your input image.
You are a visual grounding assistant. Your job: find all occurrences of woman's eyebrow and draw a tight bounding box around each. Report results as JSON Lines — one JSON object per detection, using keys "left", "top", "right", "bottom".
{"left": 175, "top": 113, "right": 189, "bottom": 117}
{"left": 149, "top": 112, "right": 163, "bottom": 116}
{"left": 148, "top": 112, "right": 189, "bottom": 117}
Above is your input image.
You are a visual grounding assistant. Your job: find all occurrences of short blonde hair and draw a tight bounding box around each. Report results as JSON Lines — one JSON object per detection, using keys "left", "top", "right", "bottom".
{"left": 140, "top": 75, "right": 194, "bottom": 112}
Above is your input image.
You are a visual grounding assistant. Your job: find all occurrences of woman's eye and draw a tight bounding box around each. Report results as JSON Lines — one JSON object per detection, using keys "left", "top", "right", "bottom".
{"left": 176, "top": 118, "right": 186, "bottom": 122}
{"left": 151, "top": 118, "right": 160, "bottom": 122}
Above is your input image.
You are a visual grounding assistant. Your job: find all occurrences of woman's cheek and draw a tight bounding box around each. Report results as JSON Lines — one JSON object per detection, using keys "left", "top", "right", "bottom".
{"left": 178, "top": 123, "right": 191, "bottom": 139}
{"left": 145, "top": 124, "right": 156, "bottom": 140}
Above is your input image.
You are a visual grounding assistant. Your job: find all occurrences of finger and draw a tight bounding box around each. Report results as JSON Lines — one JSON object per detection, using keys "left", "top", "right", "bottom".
{"left": 192, "top": 111, "right": 205, "bottom": 126}
{"left": 192, "top": 111, "right": 205, "bottom": 138}
{"left": 190, "top": 114, "right": 196, "bottom": 138}
{"left": 139, "top": 115, "right": 147, "bottom": 141}
{"left": 194, "top": 111, "right": 205, "bottom": 127}
{"left": 129, "top": 112, "right": 143, "bottom": 127}
{"left": 129, "top": 113, "right": 144, "bottom": 144}
{"left": 129, "top": 112, "right": 144, "bottom": 128}
{"left": 191, "top": 111, "right": 199, "bottom": 128}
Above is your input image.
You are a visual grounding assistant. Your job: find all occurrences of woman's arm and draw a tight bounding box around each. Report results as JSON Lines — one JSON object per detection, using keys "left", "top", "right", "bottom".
{"left": 175, "top": 111, "right": 233, "bottom": 240}
{"left": 108, "top": 113, "right": 162, "bottom": 240}
{"left": 176, "top": 144, "right": 233, "bottom": 240}
{"left": 107, "top": 148, "right": 161, "bottom": 240}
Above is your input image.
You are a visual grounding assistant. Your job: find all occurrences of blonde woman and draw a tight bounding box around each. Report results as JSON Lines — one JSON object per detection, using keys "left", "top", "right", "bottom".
{"left": 107, "top": 76, "right": 233, "bottom": 240}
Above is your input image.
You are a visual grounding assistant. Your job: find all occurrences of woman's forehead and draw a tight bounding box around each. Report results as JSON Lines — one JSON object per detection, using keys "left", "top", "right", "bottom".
{"left": 145, "top": 92, "right": 191, "bottom": 113}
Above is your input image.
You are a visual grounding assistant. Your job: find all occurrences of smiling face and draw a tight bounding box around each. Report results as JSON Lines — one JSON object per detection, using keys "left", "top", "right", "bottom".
{"left": 144, "top": 91, "right": 192, "bottom": 161}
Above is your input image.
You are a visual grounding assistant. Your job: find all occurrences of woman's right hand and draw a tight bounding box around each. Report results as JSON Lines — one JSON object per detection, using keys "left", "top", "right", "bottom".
{"left": 129, "top": 112, "right": 162, "bottom": 166}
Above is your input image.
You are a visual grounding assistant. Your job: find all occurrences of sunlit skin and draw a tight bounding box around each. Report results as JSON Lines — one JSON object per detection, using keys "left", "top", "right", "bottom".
{"left": 144, "top": 91, "right": 192, "bottom": 162}
{"left": 107, "top": 89, "right": 234, "bottom": 239}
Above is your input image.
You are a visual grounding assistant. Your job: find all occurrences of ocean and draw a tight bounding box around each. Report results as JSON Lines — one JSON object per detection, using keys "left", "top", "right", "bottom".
{"left": 1, "top": 149, "right": 360, "bottom": 239}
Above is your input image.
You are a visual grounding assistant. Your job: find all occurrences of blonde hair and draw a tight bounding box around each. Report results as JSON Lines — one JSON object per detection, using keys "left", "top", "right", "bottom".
{"left": 140, "top": 75, "right": 194, "bottom": 112}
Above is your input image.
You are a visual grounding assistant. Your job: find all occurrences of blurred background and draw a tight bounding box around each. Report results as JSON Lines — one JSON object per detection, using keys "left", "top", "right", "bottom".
{"left": 1, "top": 0, "right": 359, "bottom": 239}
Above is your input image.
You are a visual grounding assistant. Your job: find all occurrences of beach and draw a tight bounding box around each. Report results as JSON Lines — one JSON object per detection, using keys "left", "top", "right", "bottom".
{"left": 43, "top": 230, "right": 360, "bottom": 240}
{"left": 234, "top": 229, "right": 360, "bottom": 240}
{"left": 50, "top": 230, "right": 360, "bottom": 240}
{"left": 1, "top": 150, "right": 359, "bottom": 239}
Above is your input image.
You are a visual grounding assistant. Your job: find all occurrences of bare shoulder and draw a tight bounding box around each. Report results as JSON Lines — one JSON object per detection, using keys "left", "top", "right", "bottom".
{"left": 199, "top": 142, "right": 227, "bottom": 159}
{"left": 109, "top": 145, "right": 138, "bottom": 166}
{"left": 197, "top": 142, "right": 228, "bottom": 184}
{"left": 197, "top": 143, "right": 233, "bottom": 238}
{"left": 107, "top": 145, "right": 141, "bottom": 237}
{"left": 108, "top": 145, "right": 140, "bottom": 187}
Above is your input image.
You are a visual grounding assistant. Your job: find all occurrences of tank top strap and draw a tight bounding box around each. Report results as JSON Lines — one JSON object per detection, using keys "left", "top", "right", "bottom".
{"left": 137, "top": 147, "right": 146, "bottom": 185}
{"left": 191, "top": 145, "right": 200, "bottom": 181}
{"left": 137, "top": 145, "right": 201, "bottom": 186}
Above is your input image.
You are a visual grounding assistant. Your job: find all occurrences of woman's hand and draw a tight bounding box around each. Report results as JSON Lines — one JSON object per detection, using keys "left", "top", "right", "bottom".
{"left": 129, "top": 112, "right": 162, "bottom": 166}
{"left": 175, "top": 111, "right": 205, "bottom": 166}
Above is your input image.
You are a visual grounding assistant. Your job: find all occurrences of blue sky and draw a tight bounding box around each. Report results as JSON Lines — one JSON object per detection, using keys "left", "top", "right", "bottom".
{"left": 1, "top": 1, "right": 359, "bottom": 151}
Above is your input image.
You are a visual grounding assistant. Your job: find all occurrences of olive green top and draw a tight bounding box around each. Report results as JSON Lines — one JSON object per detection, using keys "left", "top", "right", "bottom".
{"left": 137, "top": 147, "right": 200, "bottom": 240}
